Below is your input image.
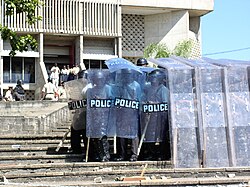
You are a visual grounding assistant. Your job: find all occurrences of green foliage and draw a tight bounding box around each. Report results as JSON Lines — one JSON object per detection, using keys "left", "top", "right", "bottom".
{"left": 5, "top": 0, "right": 43, "bottom": 24}
{"left": 0, "top": 0, "right": 43, "bottom": 56}
{"left": 144, "top": 43, "right": 171, "bottom": 58}
{"left": 0, "top": 26, "right": 38, "bottom": 56}
{"left": 173, "top": 40, "right": 193, "bottom": 58}
{"left": 144, "top": 39, "right": 193, "bottom": 59}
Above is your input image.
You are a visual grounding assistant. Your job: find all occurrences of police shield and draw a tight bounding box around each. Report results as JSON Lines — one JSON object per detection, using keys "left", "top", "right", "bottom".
{"left": 149, "top": 58, "right": 200, "bottom": 168}
{"left": 151, "top": 58, "right": 200, "bottom": 168}
{"left": 140, "top": 69, "right": 169, "bottom": 143}
{"left": 86, "top": 69, "right": 115, "bottom": 138}
{"left": 171, "top": 68, "right": 199, "bottom": 168}
{"left": 217, "top": 61, "right": 250, "bottom": 166}
{"left": 173, "top": 57, "right": 230, "bottom": 168}
{"left": 223, "top": 64, "right": 250, "bottom": 166}
{"left": 64, "top": 78, "right": 88, "bottom": 131}
{"left": 112, "top": 69, "right": 141, "bottom": 139}
{"left": 199, "top": 68, "right": 229, "bottom": 167}
{"left": 205, "top": 59, "right": 250, "bottom": 167}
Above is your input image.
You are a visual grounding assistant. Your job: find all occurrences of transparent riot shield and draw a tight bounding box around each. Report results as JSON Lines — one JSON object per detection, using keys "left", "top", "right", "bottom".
{"left": 199, "top": 68, "right": 229, "bottom": 167}
{"left": 208, "top": 59, "right": 250, "bottom": 166}
{"left": 149, "top": 58, "right": 200, "bottom": 168}
{"left": 140, "top": 69, "right": 169, "bottom": 143}
{"left": 112, "top": 69, "right": 141, "bottom": 139}
{"left": 86, "top": 69, "right": 115, "bottom": 138}
{"left": 64, "top": 78, "right": 88, "bottom": 131}
{"left": 172, "top": 57, "right": 230, "bottom": 168}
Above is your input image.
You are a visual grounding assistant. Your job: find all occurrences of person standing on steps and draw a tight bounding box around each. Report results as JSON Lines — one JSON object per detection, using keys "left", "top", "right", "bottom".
{"left": 86, "top": 70, "right": 113, "bottom": 162}
{"left": 50, "top": 63, "right": 60, "bottom": 88}
{"left": 140, "top": 69, "right": 170, "bottom": 161}
{"left": 112, "top": 69, "right": 141, "bottom": 162}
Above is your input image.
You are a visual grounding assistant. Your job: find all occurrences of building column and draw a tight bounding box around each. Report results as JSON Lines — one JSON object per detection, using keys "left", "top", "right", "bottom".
{"left": 39, "top": 33, "right": 43, "bottom": 66}
{"left": 0, "top": 36, "right": 3, "bottom": 95}
{"left": 79, "top": 35, "right": 85, "bottom": 70}
{"left": 118, "top": 37, "right": 122, "bottom": 57}
{"left": 38, "top": 33, "right": 47, "bottom": 80}
{"left": 117, "top": 1, "right": 122, "bottom": 57}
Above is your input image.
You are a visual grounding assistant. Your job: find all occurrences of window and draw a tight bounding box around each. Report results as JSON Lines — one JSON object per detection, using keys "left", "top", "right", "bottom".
{"left": 3, "top": 57, "right": 35, "bottom": 83}
{"left": 83, "top": 59, "right": 107, "bottom": 69}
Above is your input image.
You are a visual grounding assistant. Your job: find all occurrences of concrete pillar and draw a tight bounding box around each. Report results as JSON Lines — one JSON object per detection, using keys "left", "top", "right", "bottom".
{"left": 0, "top": 35, "right": 3, "bottom": 95}
{"left": 117, "top": 2, "right": 122, "bottom": 57}
{"left": 39, "top": 33, "right": 44, "bottom": 66}
{"left": 79, "top": 35, "right": 86, "bottom": 70}
{"left": 118, "top": 37, "right": 122, "bottom": 57}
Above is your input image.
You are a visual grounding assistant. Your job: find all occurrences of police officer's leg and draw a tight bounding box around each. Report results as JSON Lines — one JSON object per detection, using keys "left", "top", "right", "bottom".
{"left": 101, "top": 136, "right": 110, "bottom": 162}
{"left": 70, "top": 127, "right": 82, "bottom": 154}
{"left": 115, "top": 138, "right": 127, "bottom": 161}
{"left": 130, "top": 137, "right": 139, "bottom": 161}
{"left": 81, "top": 129, "right": 88, "bottom": 154}
{"left": 159, "top": 140, "right": 171, "bottom": 160}
{"left": 144, "top": 142, "right": 155, "bottom": 160}
{"left": 91, "top": 138, "right": 102, "bottom": 162}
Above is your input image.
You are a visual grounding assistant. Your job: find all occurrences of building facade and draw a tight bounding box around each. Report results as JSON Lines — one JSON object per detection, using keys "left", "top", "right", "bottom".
{"left": 0, "top": 0, "right": 214, "bottom": 100}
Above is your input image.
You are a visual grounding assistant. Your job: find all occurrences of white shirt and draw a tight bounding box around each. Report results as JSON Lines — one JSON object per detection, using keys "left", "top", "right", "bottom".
{"left": 42, "top": 82, "right": 57, "bottom": 94}
{"left": 4, "top": 90, "right": 14, "bottom": 101}
{"left": 58, "top": 86, "right": 67, "bottom": 100}
{"left": 61, "top": 68, "right": 69, "bottom": 75}
{"left": 50, "top": 66, "right": 60, "bottom": 79}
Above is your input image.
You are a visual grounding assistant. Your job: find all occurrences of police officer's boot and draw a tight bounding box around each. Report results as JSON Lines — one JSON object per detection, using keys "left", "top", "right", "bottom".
{"left": 92, "top": 139, "right": 102, "bottom": 161}
{"left": 101, "top": 136, "right": 110, "bottom": 162}
{"left": 97, "top": 140, "right": 105, "bottom": 162}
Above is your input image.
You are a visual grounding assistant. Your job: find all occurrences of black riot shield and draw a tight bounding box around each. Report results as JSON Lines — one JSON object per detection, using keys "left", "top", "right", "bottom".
{"left": 140, "top": 69, "right": 169, "bottom": 143}
{"left": 112, "top": 69, "right": 141, "bottom": 139}
{"left": 86, "top": 69, "right": 115, "bottom": 138}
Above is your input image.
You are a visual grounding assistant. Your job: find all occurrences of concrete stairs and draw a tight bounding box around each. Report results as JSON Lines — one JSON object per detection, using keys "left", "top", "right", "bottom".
{"left": 0, "top": 124, "right": 250, "bottom": 186}
{"left": 0, "top": 120, "right": 250, "bottom": 186}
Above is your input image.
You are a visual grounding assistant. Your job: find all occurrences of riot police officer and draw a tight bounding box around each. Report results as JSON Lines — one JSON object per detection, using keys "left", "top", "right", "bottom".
{"left": 140, "top": 69, "right": 170, "bottom": 160}
{"left": 86, "top": 70, "right": 113, "bottom": 162}
{"left": 113, "top": 69, "right": 141, "bottom": 161}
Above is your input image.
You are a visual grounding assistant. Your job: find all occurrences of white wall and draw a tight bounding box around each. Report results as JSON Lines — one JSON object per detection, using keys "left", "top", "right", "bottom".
{"left": 145, "top": 10, "right": 189, "bottom": 50}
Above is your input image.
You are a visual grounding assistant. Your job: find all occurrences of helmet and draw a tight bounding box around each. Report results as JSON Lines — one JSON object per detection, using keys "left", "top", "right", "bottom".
{"left": 149, "top": 69, "right": 165, "bottom": 78}
{"left": 148, "top": 69, "right": 166, "bottom": 83}
{"left": 92, "top": 71, "right": 106, "bottom": 85}
{"left": 121, "top": 68, "right": 133, "bottom": 74}
{"left": 17, "top": 79, "right": 23, "bottom": 85}
{"left": 137, "top": 58, "right": 148, "bottom": 66}
{"left": 95, "top": 71, "right": 105, "bottom": 79}
{"left": 119, "top": 69, "right": 134, "bottom": 84}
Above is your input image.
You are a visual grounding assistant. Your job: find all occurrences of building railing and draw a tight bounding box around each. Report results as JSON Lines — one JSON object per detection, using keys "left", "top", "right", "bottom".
{"left": 0, "top": 0, "right": 120, "bottom": 37}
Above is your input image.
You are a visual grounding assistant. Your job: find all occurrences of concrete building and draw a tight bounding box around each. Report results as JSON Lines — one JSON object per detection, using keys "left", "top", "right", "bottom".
{"left": 0, "top": 0, "right": 214, "bottom": 100}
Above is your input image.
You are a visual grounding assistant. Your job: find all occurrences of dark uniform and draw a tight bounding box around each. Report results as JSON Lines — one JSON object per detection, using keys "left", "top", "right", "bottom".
{"left": 13, "top": 80, "right": 25, "bottom": 101}
{"left": 113, "top": 69, "right": 141, "bottom": 161}
{"left": 70, "top": 109, "right": 88, "bottom": 154}
{"left": 140, "top": 69, "right": 170, "bottom": 160}
{"left": 86, "top": 70, "right": 113, "bottom": 162}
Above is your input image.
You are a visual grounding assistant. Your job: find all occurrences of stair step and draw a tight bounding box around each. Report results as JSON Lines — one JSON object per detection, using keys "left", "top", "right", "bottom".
{"left": 1, "top": 162, "right": 250, "bottom": 186}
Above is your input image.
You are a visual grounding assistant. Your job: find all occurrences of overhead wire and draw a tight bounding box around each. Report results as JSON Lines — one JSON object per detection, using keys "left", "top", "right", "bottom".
{"left": 203, "top": 46, "right": 250, "bottom": 56}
